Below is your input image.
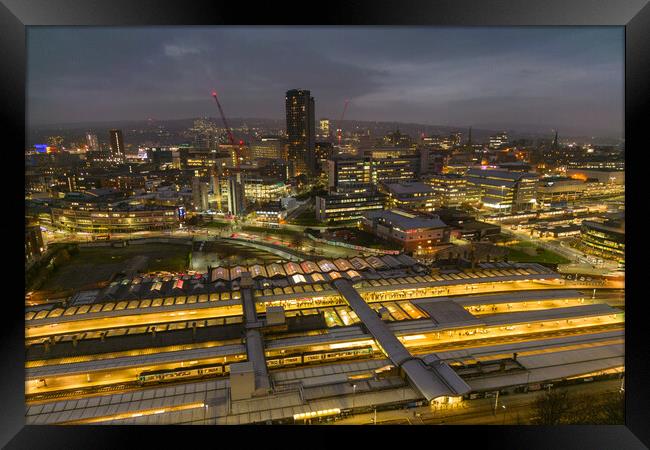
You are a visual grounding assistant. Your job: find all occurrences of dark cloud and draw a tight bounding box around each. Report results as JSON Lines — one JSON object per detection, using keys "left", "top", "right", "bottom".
{"left": 27, "top": 27, "right": 623, "bottom": 137}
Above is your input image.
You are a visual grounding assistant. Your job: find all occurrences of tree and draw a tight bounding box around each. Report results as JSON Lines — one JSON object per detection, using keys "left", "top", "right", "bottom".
{"left": 599, "top": 391, "right": 625, "bottom": 424}
{"left": 532, "top": 388, "right": 624, "bottom": 425}
{"left": 531, "top": 389, "right": 571, "bottom": 425}
{"left": 565, "top": 391, "right": 624, "bottom": 425}
{"left": 291, "top": 234, "right": 304, "bottom": 249}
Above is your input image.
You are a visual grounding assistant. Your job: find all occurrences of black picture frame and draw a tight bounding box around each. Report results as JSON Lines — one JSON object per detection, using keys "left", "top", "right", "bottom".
{"left": 2, "top": 0, "right": 648, "bottom": 448}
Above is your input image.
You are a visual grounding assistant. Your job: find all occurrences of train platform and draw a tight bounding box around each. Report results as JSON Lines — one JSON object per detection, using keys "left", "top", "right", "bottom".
{"left": 332, "top": 278, "right": 470, "bottom": 402}
{"left": 25, "top": 333, "right": 623, "bottom": 425}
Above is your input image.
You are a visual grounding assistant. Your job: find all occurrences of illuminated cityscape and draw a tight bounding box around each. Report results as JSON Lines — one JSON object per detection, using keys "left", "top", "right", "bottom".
{"left": 25, "top": 27, "right": 624, "bottom": 425}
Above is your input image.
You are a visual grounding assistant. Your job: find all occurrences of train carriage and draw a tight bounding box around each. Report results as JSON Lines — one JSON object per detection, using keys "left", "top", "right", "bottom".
{"left": 138, "top": 363, "right": 226, "bottom": 385}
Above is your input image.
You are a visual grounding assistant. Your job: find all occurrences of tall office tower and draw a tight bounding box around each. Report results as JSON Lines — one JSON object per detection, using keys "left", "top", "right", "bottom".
{"left": 109, "top": 129, "right": 125, "bottom": 160}
{"left": 86, "top": 133, "right": 99, "bottom": 151}
{"left": 319, "top": 118, "right": 330, "bottom": 138}
{"left": 227, "top": 174, "right": 246, "bottom": 216}
{"left": 285, "top": 89, "right": 315, "bottom": 177}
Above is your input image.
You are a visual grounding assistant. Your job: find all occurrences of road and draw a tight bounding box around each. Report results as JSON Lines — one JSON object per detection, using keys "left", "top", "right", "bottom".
{"left": 499, "top": 225, "right": 619, "bottom": 272}
{"left": 44, "top": 224, "right": 357, "bottom": 259}
{"left": 332, "top": 378, "right": 623, "bottom": 425}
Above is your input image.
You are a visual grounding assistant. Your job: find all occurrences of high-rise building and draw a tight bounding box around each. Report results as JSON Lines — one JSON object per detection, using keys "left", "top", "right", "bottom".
{"left": 319, "top": 118, "right": 330, "bottom": 138}
{"left": 109, "top": 129, "right": 125, "bottom": 160}
{"left": 285, "top": 89, "right": 315, "bottom": 177}
{"left": 227, "top": 174, "right": 246, "bottom": 216}
{"left": 86, "top": 133, "right": 99, "bottom": 152}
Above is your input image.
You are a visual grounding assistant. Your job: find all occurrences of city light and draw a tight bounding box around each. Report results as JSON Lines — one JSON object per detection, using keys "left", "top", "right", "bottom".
{"left": 23, "top": 26, "right": 625, "bottom": 428}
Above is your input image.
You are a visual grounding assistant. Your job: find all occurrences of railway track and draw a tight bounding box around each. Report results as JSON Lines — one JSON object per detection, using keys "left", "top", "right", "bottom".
{"left": 26, "top": 324, "right": 623, "bottom": 404}
{"left": 27, "top": 382, "right": 140, "bottom": 404}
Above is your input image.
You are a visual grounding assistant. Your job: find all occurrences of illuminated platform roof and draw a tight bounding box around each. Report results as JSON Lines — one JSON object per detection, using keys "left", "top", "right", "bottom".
{"left": 260, "top": 299, "right": 620, "bottom": 354}
{"left": 429, "top": 329, "right": 624, "bottom": 364}
{"left": 25, "top": 262, "right": 554, "bottom": 324}
{"left": 26, "top": 319, "right": 245, "bottom": 361}
{"left": 416, "top": 301, "right": 479, "bottom": 326}
{"left": 465, "top": 343, "right": 624, "bottom": 392}
{"left": 333, "top": 278, "right": 471, "bottom": 402}
{"left": 27, "top": 343, "right": 247, "bottom": 379}
{"left": 26, "top": 332, "right": 623, "bottom": 425}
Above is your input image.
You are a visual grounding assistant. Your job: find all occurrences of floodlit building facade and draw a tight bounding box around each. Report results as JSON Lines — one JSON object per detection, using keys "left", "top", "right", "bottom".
{"left": 465, "top": 168, "right": 538, "bottom": 212}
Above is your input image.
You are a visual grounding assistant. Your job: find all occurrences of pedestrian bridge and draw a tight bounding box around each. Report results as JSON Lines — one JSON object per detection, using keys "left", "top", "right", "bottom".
{"left": 332, "top": 279, "right": 471, "bottom": 403}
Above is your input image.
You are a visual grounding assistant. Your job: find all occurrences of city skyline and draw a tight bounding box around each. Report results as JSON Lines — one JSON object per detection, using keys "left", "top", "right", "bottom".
{"left": 28, "top": 27, "right": 624, "bottom": 138}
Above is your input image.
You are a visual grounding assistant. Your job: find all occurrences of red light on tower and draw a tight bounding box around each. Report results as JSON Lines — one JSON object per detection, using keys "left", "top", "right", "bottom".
{"left": 239, "top": 140, "right": 244, "bottom": 146}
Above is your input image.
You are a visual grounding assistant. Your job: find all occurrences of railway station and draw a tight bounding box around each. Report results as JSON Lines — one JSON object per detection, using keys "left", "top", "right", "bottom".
{"left": 24, "top": 257, "right": 624, "bottom": 424}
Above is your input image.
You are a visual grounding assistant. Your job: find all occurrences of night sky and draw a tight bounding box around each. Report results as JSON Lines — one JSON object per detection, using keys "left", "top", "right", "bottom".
{"left": 28, "top": 27, "right": 624, "bottom": 137}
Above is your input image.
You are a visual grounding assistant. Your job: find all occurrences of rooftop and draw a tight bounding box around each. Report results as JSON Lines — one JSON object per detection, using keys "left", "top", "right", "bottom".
{"left": 466, "top": 168, "right": 538, "bottom": 182}
{"left": 363, "top": 209, "right": 448, "bottom": 230}
{"left": 385, "top": 181, "right": 435, "bottom": 195}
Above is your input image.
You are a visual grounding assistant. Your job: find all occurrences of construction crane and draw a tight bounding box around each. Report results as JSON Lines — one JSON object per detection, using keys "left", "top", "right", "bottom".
{"left": 211, "top": 90, "right": 241, "bottom": 167}
{"left": 337, "top": 99, "right": 350, "bottom": 146}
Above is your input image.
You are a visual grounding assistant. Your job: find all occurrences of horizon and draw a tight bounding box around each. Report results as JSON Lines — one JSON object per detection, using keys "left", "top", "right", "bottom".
{"left": 27, "top": 116, "right": 622, "bottom": 143}
{"left": 28, "top": 27, "right": 624, "bottom": 139}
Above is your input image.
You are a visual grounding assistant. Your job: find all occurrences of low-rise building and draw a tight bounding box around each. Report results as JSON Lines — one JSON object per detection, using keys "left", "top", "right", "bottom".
{"left": 580, "top": 219, "right": 625, "bottom": 263}
{"left": 315, "top": 192, "right": 385, "bottom": 223}
{"left": 537, "top": 177, "right": 586, "bottom": 206}
{"left": 50, "top": 189, "right": 179, "bottom": 233}
{"left": 436, "top": 208, "right": 501, "bottom": 241}
{"left": 243, "top": 178, "right": 289, "bottom": 203}
{"left": 428, "top": 173, "right": 467, "bottom": 208}
{"left": 253, "top": 202, "right": 287, "bottom": 224}
{"left": 566, "top": 168, "right": 625, "bottom": 185}
{"left": 382, "top": 181, "right": 438, "bottom": 212}
{"left": 361, "top": 209, "right": 450, "bottom": 255}
{"left": 532, "top": 224, "right": 582, "bottom": 238}
{"left": 465, "top": 168, "right": 538, "bottom": 212}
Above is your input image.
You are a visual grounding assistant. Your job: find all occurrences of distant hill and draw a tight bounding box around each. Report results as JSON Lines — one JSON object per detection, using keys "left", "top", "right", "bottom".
{"left": 28, "top": 117, "right": 623, "bottom": 147}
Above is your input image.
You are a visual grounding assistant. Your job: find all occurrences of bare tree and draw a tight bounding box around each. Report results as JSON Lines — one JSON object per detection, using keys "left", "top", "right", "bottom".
{"left": 531, "top": 389, "right": 571, "bottom": 425}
